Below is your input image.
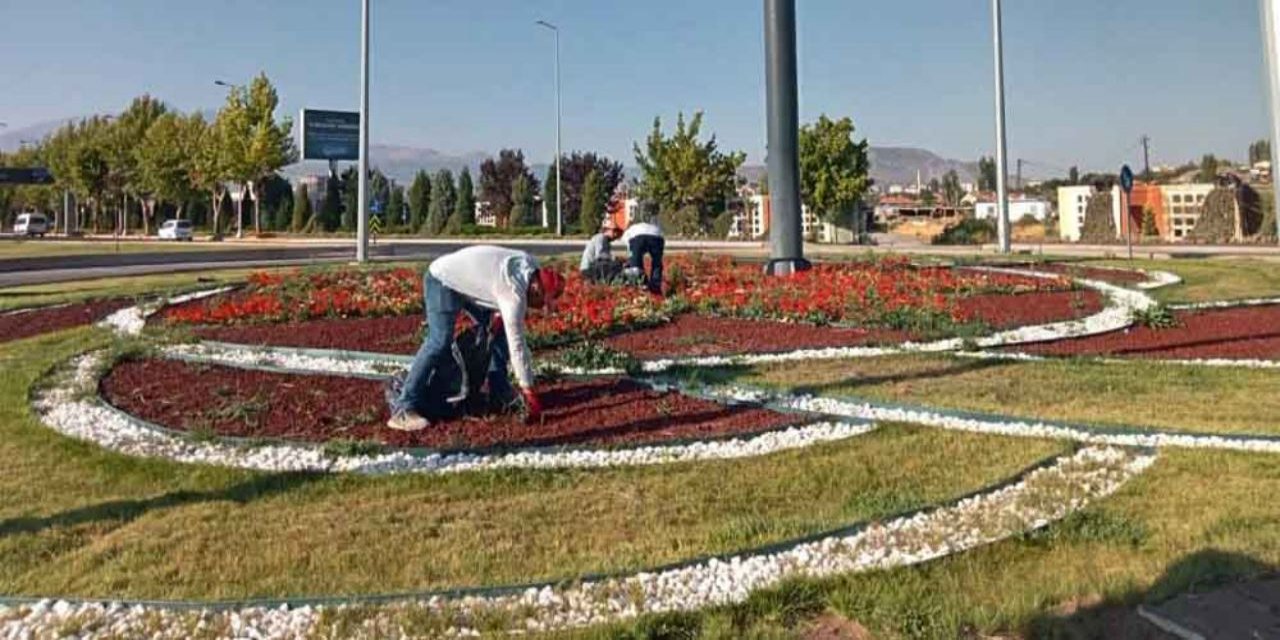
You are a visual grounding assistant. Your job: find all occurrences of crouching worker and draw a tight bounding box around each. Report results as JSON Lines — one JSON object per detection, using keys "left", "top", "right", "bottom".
{"left": 622, "top": 219, "right": 665, "bottom": 294}
{"left": 579, "top": 219, "right": 624, "bottom": 283}
{"left": 387, "top": 245, "right": 565, "bottom": 432}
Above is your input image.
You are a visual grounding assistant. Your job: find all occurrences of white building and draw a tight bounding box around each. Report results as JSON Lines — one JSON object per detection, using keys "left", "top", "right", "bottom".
{"left": 1162, "top": 183, "right": 1215, "bottom": 240}
{"left": 974, "top": 198, "right": 1051, "bottom": 223}
{"left": 474, "top": 201, "right": 497, "bottom": 227}
{"left": 1056, "top": 186, "right": 1096, "bottom": 242}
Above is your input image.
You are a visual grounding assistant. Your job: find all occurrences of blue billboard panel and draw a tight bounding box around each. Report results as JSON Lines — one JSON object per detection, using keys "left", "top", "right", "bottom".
{"left": 300, "top": 109, "right": 360, "bottom": 161}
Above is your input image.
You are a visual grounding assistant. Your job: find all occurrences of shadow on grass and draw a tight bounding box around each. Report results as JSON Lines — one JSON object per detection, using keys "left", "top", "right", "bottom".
{"left": 786, "top": 356, "right": 1013, "bottom": 398}
{"left": 0, "top": 471, "right": 323, "bottom": 538}
{"left": 1025, "top": 549, "right": 1276, "bottom": 639}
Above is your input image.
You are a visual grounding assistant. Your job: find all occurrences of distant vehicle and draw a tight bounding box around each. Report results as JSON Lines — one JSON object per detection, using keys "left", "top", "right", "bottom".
{"left": 157, "top": 218, "right": 194, "bottom": 241}
{"left": 14, "top": 212, "right": 49, "bottom": 237}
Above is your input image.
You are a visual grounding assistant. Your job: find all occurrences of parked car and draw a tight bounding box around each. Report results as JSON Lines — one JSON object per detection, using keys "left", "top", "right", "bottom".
{"left": 157, "top": 218, "right": 194, "bottom": 241}
{"left": 14, "top": 212, "right": 49, "bottom": 237}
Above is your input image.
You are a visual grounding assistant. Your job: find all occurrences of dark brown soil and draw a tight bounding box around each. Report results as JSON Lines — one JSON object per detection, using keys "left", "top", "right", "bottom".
{"left": 0, "top": 299, "right": 132, "bottom": 344}
{"left": 601, "top": 315, "right": 912, "bottom": 359}
{"left": 195, "top": 316, "right": 422, "bottom": 354}
{"left": 100, "top": 358, "right": 808, "bottom": 450}
{"left": 1014, "top": 304, "right": 1280, "bottom": 360}
{"left": 1029, "top": 263, "right": 1150, "bottom": 285}
{"left": 954, "top": 289, "right": 1105, "bottom": 329}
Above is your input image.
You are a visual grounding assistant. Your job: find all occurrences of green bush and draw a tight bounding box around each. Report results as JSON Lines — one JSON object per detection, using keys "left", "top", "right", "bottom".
{"left": 933, "top": 218, "right": 997, "bottom": 245}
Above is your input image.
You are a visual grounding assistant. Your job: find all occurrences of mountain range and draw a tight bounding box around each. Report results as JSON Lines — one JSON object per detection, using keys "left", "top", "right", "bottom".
{"left": 2, "top": 117, "right": 977, "bottom": 188}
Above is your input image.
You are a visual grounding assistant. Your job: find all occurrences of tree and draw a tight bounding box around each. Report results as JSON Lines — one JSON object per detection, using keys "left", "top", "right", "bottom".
{"left": 941, "top": 170, "right": 964, "bottom": 207}
{"left": 579, "top": 170, "right": 606, "bottom": 235}
{"left": 407, "top": 170, "right": 431, "bottom": 233}
{"left": 212, "top": 85, "right": 255, "bottom": 236}
{"left": 633, "top": 111, "right": 745, "bottom": 234}
{"left": 137, "top": 112, "right": 201, "bottom": 224}
{"left": 340, "top": 166, "right": 359, "bottom": 231}
{"left": 387, "top": 184, "right": 406, "bottom": 229}
{"left": 1250, "top": 139, "right": 1272, "bottom": 165}
{"left": 556, "top": 152, "right": 625, "bottom": 228}
{"left": 427, "top": 169, "right": 455, "bottom": 235}
{"left": 541, "top": 165, "right": 557, "bottom": 228}
{"left": 292, "top": 184, "right": 311, "bottom": 232}
{"left": 320, "top": 174, "right": 342, "bottom": 232}
{"left": 1198, "top": 154, "right": 1220, "bottom": 183}
{"left": 479, "top": 150, "right": 539, "bottom": 227}
{"left": 243, "top": 74, "right": 296, "bottom": 235}
{"left": 109, "top": 95, "right": 167, "bottom": 234}
{"left": 1068, "top": 166, "right": 1080, "bottom": 184}
{"left": 797, "top": 115, "right": 873, "bottom": 237}
{"left": 510, "top": 175, "right": 537, "bottom": 227}
{"left": 978, "top": 156, "right": 998, "bottom": 192}
{"left": 454, "top": 168, "right": 476, "bottom": 226}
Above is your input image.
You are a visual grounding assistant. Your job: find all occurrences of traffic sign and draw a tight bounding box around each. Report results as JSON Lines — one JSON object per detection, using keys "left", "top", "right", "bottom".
{"left": 1119, "top": 165, "right": 1135, "bottom": 194}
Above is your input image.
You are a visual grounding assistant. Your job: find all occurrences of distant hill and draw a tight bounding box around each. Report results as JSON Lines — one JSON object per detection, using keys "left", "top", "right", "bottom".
{"left": 738, "top": 147, "right": 977, "bottom": 190}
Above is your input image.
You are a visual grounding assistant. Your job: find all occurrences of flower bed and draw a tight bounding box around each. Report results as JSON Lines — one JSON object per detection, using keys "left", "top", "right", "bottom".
{"left": 599, "top": 315, "right": 912, "bottom": 359}
{"left": 0, "top": 299, "right": 132, "bottom": 344}
{"left": 952, "top": 289, "right": 1103, "bottom": 329}
{"left": 1012, "top": 304, "right": 1280, "bottom": 361}
{"left": 159, "top": 256, "right": 1076, "bottom": 347}
{"left": 1022, "top": 263, "right": 1149, "bottom": 286}
{"left": 100, "top": 358, "right": 809, "bottom": 450}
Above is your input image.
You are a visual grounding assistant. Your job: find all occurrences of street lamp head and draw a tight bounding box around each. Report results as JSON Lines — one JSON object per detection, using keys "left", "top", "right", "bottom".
{"left": 535, "top": 19, "right": 558, "bottom": 31}
{"left": 214, "top": 80, "right": 230, "bottom": 87}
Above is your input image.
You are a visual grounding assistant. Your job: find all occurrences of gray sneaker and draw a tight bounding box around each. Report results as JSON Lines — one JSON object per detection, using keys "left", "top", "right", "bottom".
{"left": 386, "top": 409, "right": 429, "bottom": 432}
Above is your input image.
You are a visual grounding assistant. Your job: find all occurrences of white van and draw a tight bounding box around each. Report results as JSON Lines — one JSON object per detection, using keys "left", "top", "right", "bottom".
{"left": 14, "top": 213, "right": 49, "bottom": 237}
{"left": 157, "top": 218, "right": 194, "bottom": 241}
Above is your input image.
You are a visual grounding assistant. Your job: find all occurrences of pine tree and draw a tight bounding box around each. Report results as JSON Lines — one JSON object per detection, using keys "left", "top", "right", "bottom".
{"left": 387, "top": 185, "right": 406, "bottom": 230}
{"left": 320, "top": 175, "right": 342, "bottom": 232}
{"left": 292, "top": 184, "right": 311, "bottom": 232}
{"left": 408, "top": 170, "right": 431, "bottom": 234}
{"left": 455, "top": 168, "right": 476, "bottom": 226}
{"left": 542, "top": 164, "right": 558, "bottom": 228}
{"left": 511, "top": 175, "right": 536, "bottom": 227}
{"left": 579, "top": 169, "right": 605, "bottom": 235}
{"left": 427, "top": 169, "right": 455, "bottom": 235}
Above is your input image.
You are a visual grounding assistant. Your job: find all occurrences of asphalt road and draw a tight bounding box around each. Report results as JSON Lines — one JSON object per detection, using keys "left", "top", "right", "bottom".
{"left": 0, "top": 241, "right": 586, "bottom": 287}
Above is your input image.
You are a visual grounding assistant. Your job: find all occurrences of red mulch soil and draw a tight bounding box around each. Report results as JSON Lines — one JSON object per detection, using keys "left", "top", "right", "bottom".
{"left": 602, "top": 315, "right": 912, "bottom": 359}
{"left": 100, "top": 358, "right": 808, "bottom": 450}
{"left": 0, "top": 299, "right": 132, "bottom": 344}
{"left": 1014, "top": 304, "right": 1280, "bottom": 360}
{"left": 954, "top": 289, "right": 1105, "bottom": 330}
{"left": 194, "top": 316, "right": 422, "bottom": 354}
{"left": 183, "top": 289, "right": 1103, "bottom": 359}
{"left": 1030, "top": 263, "right": 1149, "bottom": 286}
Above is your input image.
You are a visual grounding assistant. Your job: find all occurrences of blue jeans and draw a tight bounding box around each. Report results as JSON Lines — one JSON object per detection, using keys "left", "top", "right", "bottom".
{"left": 393, "top": 272, "right": 513, "bottom": 416}
{"left": 628, "top": 234, "right": 665, "bottom": 294}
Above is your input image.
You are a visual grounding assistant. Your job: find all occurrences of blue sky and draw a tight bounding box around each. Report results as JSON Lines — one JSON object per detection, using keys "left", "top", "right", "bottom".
{"left": 0, "top": 0, "right": 1271, "bottom": 173}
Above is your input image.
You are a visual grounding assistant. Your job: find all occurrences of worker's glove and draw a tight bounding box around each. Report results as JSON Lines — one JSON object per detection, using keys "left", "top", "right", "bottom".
{"left": 521, "top": 388, "right": 543, "bottom": 423}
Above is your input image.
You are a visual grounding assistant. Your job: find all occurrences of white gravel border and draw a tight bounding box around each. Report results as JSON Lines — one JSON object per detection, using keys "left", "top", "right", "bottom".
{"left": 1169, "top": 296, "right": 1280, "bottom": 311}
{"left": 33, "top": 353, "right": 875, "bottom": 476}
{"left": 98, "top": 287, "right": 235, "bottom": 336}
{"left": 0, "top": 446, "right": 1153, "bottom": 638}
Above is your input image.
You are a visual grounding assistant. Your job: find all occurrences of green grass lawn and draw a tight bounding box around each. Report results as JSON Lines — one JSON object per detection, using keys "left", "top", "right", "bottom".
{"left": 0, "top": 329, "right": 1063, "bottom": 601}
{"left": 0, "top": 267, "right": 271, "bottom": 311}
{"left": 695, "top": 354, "right": 1280, "bottom": 437}
{"left": 1087, "top": 257, "right": 1280, "bottom": 304}
{"left": 0, "top": 239, "right": 250, "bottom": 260}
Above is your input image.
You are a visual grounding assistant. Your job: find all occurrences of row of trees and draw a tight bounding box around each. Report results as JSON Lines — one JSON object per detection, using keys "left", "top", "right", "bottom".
{"left": 0, "top": 74, "right": 294, "bottom": 236}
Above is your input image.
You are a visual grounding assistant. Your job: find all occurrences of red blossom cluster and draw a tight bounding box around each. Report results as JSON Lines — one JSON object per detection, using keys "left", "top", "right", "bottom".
{"left": 163, "top": 256, "right": 1072, "bottom": 340}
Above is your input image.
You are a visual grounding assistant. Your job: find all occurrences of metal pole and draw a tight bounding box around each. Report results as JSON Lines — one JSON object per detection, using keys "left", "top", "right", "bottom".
{"left": 1262, "top": 0, "right": 1280, "bottom": 242}
{"left": 1123, "top": 189, "right": 1133, "bottom": 260}
{"left": 554, "top": 28, "right": 563, "bottom": 236}
{"left": 356, "top": 0, "right": 371, "bottom": 262}
{"left": 763, "top": 0, "right": 808, "bottom": 274}
{"left": 991, "top": 0, "right": 1011, "bottom": 254}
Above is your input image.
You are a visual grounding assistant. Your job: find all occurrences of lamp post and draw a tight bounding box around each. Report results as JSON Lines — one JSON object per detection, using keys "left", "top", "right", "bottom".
{"left": 536, "top": 19, "right": 563, "bottom": 236}
{"left": 356, "top": 0, "right": 371, "bottom": 262}
{"left": 763, "top": 0, "right": 808, "bottom": 274}
{"left": 991, "top": 0, "right": 1011, "bottom": 254}
{"left": 1262, "top": 0, "right": 1280, "bottom": 243}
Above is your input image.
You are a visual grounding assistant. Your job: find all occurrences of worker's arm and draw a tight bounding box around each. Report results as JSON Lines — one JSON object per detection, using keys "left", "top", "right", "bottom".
{"left": 579, "top": 236, "right": 601, "bottom": 271}
{"left": 495, "top": 262, "right": 536, "bottom": 390}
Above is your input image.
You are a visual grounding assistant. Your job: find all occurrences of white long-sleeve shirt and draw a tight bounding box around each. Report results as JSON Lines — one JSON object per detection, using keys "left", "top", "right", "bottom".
{"left": 579, "top": 233, "right": 612, "bottom": 271}
{"left": 428, "top": 245, "right": 538, "bottom": 389}
{"left": 621, "top": 221, "right": 663, "bottom": 244}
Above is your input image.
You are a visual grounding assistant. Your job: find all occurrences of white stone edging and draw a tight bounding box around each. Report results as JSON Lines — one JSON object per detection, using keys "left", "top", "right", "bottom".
{"left": 33, "top": 353, "right": 875, "bottom": 476}
{"left": 0, "top": 446, "right": 1153, "bottom": 638}
{"left": 98, "top": 287, "right": 235, "bottom": 336}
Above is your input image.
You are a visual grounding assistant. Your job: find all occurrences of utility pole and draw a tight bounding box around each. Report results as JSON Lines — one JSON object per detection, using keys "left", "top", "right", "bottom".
{"left": 1140, "top": 135, "right": 1151, "bottom": 178}
{"left": 1016, "top": 159, "right": 1023, "bottom": 191}
{"left": 1264, "top": 0, "right": 1280, "bottom": 243}
{"left": 535, "top": 20, "right": 563, "bottom": 236}
{"left": 763, "top": 0, "right": 809, "bottom": 274}
{"left": 991, "top": 0, "right": 1011, "bottom": 253}
{"left": 356, "top": 0, "right": 371, "bottom": 263}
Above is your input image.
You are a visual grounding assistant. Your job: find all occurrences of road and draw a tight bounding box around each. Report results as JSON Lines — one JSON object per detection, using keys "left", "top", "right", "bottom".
{"left": 2, "top": 235, "right": 1279, "bottom": 287}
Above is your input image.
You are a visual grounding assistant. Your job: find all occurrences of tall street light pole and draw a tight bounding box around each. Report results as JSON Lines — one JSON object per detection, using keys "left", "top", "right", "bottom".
{"left": 536, "top": 20, "right": 562, "bottom": 236}
{"left": 763, "top": 0, "right": 808, "bottom": 275}
{"left": 1262, "top": 0, "right": 1280, "bottom": 243}
{"left": 991, "top": 0, "right": 1012, "bottom": 254}
{"left": 356, "top": 0, "right": 371, "bottom": 262}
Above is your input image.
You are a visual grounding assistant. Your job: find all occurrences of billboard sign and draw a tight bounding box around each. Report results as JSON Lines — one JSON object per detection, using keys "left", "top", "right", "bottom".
{"left": 0, "top": 167, "right": 54, "bottom": 185}
{"left": 299, "top": 109, "right": 360, "bottom": 161}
